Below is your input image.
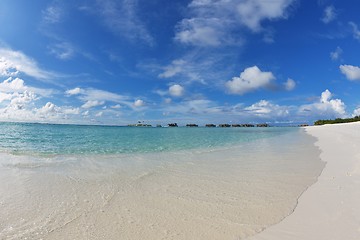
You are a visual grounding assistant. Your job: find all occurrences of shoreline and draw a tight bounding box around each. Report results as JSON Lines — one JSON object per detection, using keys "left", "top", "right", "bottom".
{"left": 247, "top": 122, "right": 360, "bottom": 240}
{"left": 0, "top": 127, "right": 323, "bottom": 240}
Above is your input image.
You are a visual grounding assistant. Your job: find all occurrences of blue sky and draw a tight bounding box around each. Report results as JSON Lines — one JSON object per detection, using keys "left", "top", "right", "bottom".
{"left": 1, "top": 0, "right": 360, "bottom": 125}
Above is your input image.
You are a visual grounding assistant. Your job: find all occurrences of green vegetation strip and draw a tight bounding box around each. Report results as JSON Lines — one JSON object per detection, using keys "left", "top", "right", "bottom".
{"left": 314, "top": 116, "right": 360, "bottom": 125}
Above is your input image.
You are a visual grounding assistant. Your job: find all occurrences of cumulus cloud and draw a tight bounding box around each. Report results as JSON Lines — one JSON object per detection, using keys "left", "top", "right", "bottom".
{"left": 299, "top": 89, "right": 346, "bottom": 118}
{"left": 0, "top": 92, "right": 13, "bottom": 103}
{"left": 134, "top": 99, "right": 145, "bottom": 107}
{"left": 339, "top": 64, "right": 360, "bottom": 81}
{"left": 38, "top": 102, "right": 58, "bottom": 114}
{"left": 284, "top": 78, "right": 296, "bottom": 91}
{"left": 225, "top": 66, "right": 275, "bottom": 95}
{"left": 236, "top": 0, "right": 294, "bottom": 31}
{"left": 169, "top": 84, "right": 185, "bottom": 97}
{"left": 330, "top": 47, "right": 342, "bottom": 61}
{"left": 175, "top": 0, "right": 295, "bottom": 46}
{"left": 353, "top": 107, "right": 360, "bottom": 117}
{"left": 0, "top": 77, "right": 27, "bottom": 92}
{"left": 0, "top": 77, "right": 54, "bottom": 97}
{"left": 321, "top": 5, "right": 336, "bottom": 24}
{"left": 9, "top": 91, "right": 38, "bottom": 110}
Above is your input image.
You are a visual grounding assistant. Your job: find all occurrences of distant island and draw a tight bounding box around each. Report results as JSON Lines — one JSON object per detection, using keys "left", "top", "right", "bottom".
{"left": 128, "top": 122, "right": 270, "bottom": 128}
{"left": 314, "top": 116, "right": 360, "bottom": 125}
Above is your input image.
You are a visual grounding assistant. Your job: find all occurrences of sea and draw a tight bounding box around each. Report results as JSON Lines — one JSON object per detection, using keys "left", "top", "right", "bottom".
{"left": 0, "top": 122, "right": 324, "bottom": 240}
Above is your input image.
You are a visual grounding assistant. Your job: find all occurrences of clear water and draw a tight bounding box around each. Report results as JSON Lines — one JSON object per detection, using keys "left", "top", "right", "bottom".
{"left": 0, "top": 122, "right": 297, "bottom": 155}
{"left": 0, "top": 122, "right": 323, "bottom": 240}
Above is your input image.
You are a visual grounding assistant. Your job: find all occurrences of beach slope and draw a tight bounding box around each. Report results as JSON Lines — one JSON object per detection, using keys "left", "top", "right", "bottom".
{"left": 248, "top": 122, "right": 360, "bottom": 240}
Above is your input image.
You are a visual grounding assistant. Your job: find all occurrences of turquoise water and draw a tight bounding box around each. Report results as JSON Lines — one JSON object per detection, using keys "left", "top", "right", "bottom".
{"left": 0, "top": 122, "right": 324, "bottom": 240}
{"left": 0, "top": 122, "right": 297, "bottom": 155}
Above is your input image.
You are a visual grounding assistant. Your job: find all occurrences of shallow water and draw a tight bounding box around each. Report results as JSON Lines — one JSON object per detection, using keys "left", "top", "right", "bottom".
{"left": 0, "top": 122, "right": 297, "bottom": 155}
{"left": 0, "top": 123, "right": 324, "bottom": 240}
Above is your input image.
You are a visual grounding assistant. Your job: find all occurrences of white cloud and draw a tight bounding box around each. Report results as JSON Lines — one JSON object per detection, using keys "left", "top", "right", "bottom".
{"left": 7, "top": 102, "right": 82, "bottom": 122}
{"left": 9, "top": 91, "right": 38, "bottom": 110}
{"left": 81, "top": 100, "right": 105, "bottom": 109}
{"left": 164, "top": 98, "right": 172, "bottom": 104}
{"left": 110, "top": 104, "right": 121, "bottom": 109}
{"left": 339, "top": 64, "right": 360, "bottom": 81}
{"left": 225, "top": 66, "right": 275, "bottom": 95}
{"left": 175, "top": 18, "right": 227, "bottom": 46}
{"left": 162, "top": 99, "right": 222, "bottom": 116}
{"left": 0, "top": 60, "right": 19, "bottom": 77}
{"left": 38, "top": 102, "right": 58, "bottom": 114}
{"left": 42, "top": 2, "right": 64, "bottom": 24}
{"left": 79, "top": 88, "right": 129, "bottom": 103}
{"left": 0, "top": 77, "right": 54, "bottom": 97}
{"left": 156, "top": 53, "right": 227, "bottom": 84}
{"left": 67, "top": 87, "right": 135, "bottom": 109}
{"left": 158, "top": 60, "right": 186, "bottom": 78}
{"left": 175, "top": 0, "right": 295, "bottom": 46}
{"left": 48, "top": 42, "right": 75, "bottom": 60}
{"left": 0, "top": 92, "right": 13, "bottom": 103}
{"left": 62, "top": 107, "right": 80, "bottom": 115}
{"left": 0, "top": 48, "right": 56, "bottom": 80}
{"left": 66, "top": 87, "right": 83, "bottom": 95}
{"left": 244, "top": 100, "right": 290, "bottom": 118}
{"left": 330, "top": 47, "right": 342, "bottom": 61}
{"left": 0, "top": 77, "right": 27, "bottom": 92}
{"left": 236, "top": 0, "right": 294, "bottom": 31}
{"left": 349, "top": 22, "right": 360, "bottom": 40}
{"left": 169, "top": 84, "right": 185, "bottom": 97}
{"left": 134, "top": 99, "right": 145, "bottom": 107}
{"left": 353, "top": 107, "right": 360, "bottom": 117}
{"left": 284, "top": 78, "right": 296, "bottom": 91}
{"left": 299, "top": 89, "right": 346, "bottom": 118}
{"left": 321, "top": 5, "right": 336, "bottom": 24}
{"left": 95, "top": 111, "right": 103, "bottom": 117}
{"left": 0, "top": 48, "right": 55, "bottom": 80}
{"left": 95, "top": 0, "right": 154, "bottom": 45}
{"left": 158, "top": 97, "right": 293, "bottom": 124}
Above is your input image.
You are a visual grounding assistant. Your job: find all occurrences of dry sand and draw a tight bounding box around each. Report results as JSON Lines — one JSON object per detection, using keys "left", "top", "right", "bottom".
{"left": 248, "top": 122, "right": 360, "bottom": 240}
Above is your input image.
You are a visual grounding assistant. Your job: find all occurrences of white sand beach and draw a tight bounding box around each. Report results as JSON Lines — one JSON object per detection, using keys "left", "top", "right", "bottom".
{"left": 249, "top": 122, "right": 360, "bottom": 240}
